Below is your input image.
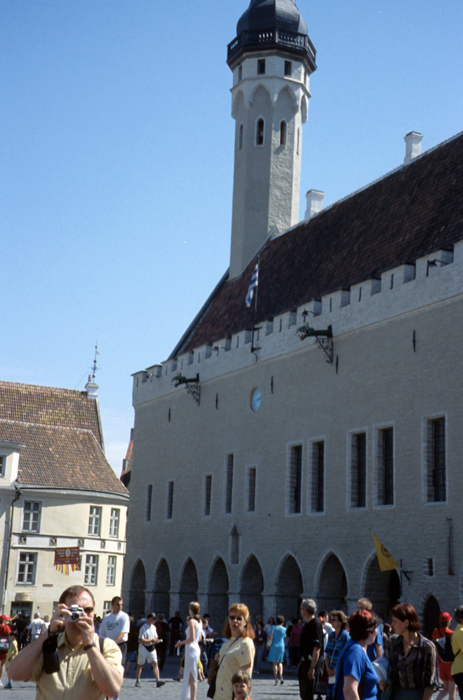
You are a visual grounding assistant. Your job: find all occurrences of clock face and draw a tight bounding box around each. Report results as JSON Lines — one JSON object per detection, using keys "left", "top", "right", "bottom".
{"left": 250, "top": 387, "right": 261, "bottom": 412}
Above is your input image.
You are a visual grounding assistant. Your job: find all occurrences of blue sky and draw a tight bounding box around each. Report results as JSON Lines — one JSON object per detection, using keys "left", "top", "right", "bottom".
{"left": 1, "top": 0, "right": 462, "bottom": 473}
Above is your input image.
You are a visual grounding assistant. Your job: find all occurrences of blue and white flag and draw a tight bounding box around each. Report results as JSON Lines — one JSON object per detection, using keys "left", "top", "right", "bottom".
{"left": 245, "top": 261, "right": 259, "bottom": 308}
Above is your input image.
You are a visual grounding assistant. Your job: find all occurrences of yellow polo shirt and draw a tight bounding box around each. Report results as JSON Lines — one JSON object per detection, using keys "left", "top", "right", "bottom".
{"left": 451, "top": 624, "right": 463, "bottom": 676}
{"left": 28, "top": 631, "right": 123, "bottom": 700}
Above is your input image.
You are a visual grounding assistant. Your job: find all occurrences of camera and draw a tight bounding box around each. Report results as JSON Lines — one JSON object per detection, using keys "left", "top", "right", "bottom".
{"left": 68, "top": 605, "right": 84, "bottom": 621}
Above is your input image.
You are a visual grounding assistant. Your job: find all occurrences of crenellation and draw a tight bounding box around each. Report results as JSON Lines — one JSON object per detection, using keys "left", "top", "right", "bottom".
{"left": 132, "top": 243, "right": 463, "bottom": 407}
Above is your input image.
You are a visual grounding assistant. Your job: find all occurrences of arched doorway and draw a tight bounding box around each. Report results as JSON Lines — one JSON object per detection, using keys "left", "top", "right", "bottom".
{"left": 129, "top": 559, "right": 147, "bottom": 616}
{"left": 317, "top": 553, "right": 348, "bottom": 612}
{"left": 153, "top": 558, "right": 171, "bottom": 617}
{"left": 275, "top": 554, "right": 303, "bottom": 621}
{"left": 178, "top": 558, "right": 199, "bottom": 617}
{"left": 364, "top": 556, "right": 400, "bottom": 620}
{"left": 240, "top": 555, "right": 264, "bottom": 621}
{"left": 422, "top": 594, "right": 440, "bottom": 640}
{"left": 207, "top": 558, "right": 229, "bottom": 630}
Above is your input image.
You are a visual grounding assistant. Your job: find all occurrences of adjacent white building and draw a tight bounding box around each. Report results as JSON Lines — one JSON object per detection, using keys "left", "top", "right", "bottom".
{"left": 123, "top": 0, "right": 463, "bottom": 638}
{"left": 0, "top": 380, "right": 129, "bottom": 619}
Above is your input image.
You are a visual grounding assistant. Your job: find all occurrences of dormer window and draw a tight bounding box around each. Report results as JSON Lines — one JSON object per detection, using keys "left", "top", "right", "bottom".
{"left": 256, "top": 119, "right": 264, "bottom": 146}
{"left": 257, "top": 59, "right": 266, "bottom": 75}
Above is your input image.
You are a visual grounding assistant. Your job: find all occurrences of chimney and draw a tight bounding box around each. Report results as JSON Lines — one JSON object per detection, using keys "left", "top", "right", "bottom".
{"left": 305, "top": 190, "right": 324, "bottom": 220}
{"left": 404, "top": 132, "right": 422, "bottom": 165}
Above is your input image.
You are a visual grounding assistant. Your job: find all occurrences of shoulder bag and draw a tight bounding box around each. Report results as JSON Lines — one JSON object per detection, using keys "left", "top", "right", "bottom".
{"left": 207, "top": 636, "right": 241, "bottom": 699}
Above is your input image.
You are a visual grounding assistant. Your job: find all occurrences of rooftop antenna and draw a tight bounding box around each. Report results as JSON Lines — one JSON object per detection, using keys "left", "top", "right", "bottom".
{"left": 90, "top": 343, "right": 100, "bottom": 382}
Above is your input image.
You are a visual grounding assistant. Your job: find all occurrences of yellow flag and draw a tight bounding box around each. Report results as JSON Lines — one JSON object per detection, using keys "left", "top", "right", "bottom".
{"left": 372, "top": 533, "right": 399, "bottom": 572}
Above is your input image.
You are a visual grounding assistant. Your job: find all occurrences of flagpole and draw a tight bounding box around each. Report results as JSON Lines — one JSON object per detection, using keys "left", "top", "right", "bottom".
{"left": 251, "top": 255, "right": 260, "bottom": 356}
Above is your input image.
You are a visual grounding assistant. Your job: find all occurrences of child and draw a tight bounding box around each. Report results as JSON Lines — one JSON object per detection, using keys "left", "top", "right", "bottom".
{"left": 5, "top": 632, "right": 18, "bottom": 689}
{"left": 231, "top": 670, "right": 252, "bottom": 700}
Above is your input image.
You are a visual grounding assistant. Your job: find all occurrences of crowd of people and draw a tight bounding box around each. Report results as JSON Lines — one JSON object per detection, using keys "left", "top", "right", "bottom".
{"left": 3, "top": 592, "right": 463, "bottom": 700}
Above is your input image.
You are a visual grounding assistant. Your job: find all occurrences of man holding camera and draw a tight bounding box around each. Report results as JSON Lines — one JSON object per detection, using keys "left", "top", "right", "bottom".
{"left": 7, "top": 585, "right": 123, "bottom": 699}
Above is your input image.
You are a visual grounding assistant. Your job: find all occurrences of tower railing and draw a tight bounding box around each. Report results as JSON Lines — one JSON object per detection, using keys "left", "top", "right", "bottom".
{"left": 227, "top": 28, "right": 316, "bottom": 70}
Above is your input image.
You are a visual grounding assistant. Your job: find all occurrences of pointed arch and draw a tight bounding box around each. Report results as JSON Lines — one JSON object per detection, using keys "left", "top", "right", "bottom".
{"left": 247, "top": 83, "right": 272, "bottom": 110}
{"left": 420, "top": 592, "right": 441, "bottom": 640}
{"left": 361, "top": 552, "right": 400, "bottom": 620}
{"left": 129, "top": 558, "right": 147, "bottom": 616}
{"left": 207, "top": 557, "right": 230, "bottom": 629}
{"left": 178, "top": 557, "right": 199, "bottom": 616}
{"left": 152, "top": 558, "right": 171, "bottom": 617}
{"left": 275, "top": 84, "right": 298, "bottom": 111}
{"left": 274, "top": 553, "right": 304, "bottom": 620}
{"left": 239, "top": 554, "right": 264, "bottom": 620}
{"left": 232, "top": 89, "right": 245, "bottom": 119}
{"left": 315, "top": 551, "right": 348, "bottom": 613}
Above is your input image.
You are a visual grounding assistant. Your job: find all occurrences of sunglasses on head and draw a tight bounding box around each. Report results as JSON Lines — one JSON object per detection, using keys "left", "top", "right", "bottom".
{"left": 229, "top": 615, "right": 244, "bottom": 622}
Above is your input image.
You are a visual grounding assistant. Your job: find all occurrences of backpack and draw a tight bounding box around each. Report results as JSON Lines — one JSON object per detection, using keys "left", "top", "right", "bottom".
{"left": 0, "top": 638, "right": 9, "bottom": 653}
{"left": 434, "top": 634, "right": 458, "bottom": 663}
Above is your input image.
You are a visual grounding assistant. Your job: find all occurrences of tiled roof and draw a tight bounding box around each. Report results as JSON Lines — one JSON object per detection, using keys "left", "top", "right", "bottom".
{"left": 176, "top": 131, "right": 463, "bottom": 354}
{"left": 0, "top": 382, "right": 128, "bottom": 495}
{"left": 0, "top": 420, "right": 127, "bottom": 494}
{"left": 0, "top": 381, "right": 102, "bottom": 445}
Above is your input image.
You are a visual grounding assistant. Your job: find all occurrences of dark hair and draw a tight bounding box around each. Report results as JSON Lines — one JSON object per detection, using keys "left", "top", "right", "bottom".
{"left": 454, "top": 607, "right": 463, "bottom": 625}
{"left": 231, "top": 670, "right": 252, "bottom": 694}
{"left": 111, "top": 596, "right": 122, "bottom": 605}
{"left": 390, "top": 603, "right": 421, "bottom": 632}
{"left": 348, "top": 609, "right": 378, "bottom": 642}
{"left": 330, "top": 610, "right": 348, "bottom": 630}
{"left": 59, "top": 585, "right": 95, "bottom": 606}
{"left": 276, "top": 615, "right": 285, "bottom": 625}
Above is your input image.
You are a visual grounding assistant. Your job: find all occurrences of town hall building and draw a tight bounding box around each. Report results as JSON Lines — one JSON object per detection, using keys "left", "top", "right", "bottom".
{"left": 123, "top": 0, "right": 463, "bottom": 637}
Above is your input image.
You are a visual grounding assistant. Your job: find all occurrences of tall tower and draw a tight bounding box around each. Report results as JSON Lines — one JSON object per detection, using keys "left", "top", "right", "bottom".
{"left": 227, "top": 0, "right": 317, "bottom": 279}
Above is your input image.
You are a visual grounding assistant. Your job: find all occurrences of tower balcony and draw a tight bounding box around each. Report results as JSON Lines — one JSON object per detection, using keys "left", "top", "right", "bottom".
{"left": 227, "top": 27, "right": 317, "bottom": 72}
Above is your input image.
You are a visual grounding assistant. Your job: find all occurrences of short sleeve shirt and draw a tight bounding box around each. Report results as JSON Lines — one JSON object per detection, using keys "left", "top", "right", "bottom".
{"left": 99, "top": 611, "right": 130, "bottom": 643}
{"left": 215, "top": 637, "right": 255, "bottom": 700}
{"left": 336, "top": 639, "right": 379, "bottom": 700}
{"left": 28, "top": 632, "right": 123, "bottom": 700}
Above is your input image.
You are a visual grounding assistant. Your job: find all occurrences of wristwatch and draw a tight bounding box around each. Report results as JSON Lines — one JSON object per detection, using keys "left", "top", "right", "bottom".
{"left": 83, "top": 642, "right": 97, "bottom": 651}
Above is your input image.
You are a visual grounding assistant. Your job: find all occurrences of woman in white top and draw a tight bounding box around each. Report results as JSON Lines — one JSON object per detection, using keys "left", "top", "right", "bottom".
{"left": 176, "top": 602, "right": 203, "bottom": 700}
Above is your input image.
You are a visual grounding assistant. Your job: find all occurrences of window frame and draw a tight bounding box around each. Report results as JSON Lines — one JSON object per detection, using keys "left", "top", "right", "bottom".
{"left": 309, "top": 439, "right": 325, "bottom": 514}
{"left": 247, "top": 466, "right": 257, "bottom": 513}
{"left": 17, "top": 551, "right": 38, "bottom": 585}
{"left": 204, "top": 474, "right": 212, "bottom": 517}
{"left": 348, "top": 430, "right": 367, "bottom": 509}
{"left": 224, "top": 454, "right": 234, "bottom": 514}
{"left": 88, "top": 505, "right": 102, "bottom": 536}
{"left": 256, "top": 118, "right": 265, "bottom": 147}
{"left": 375, "top": 425, "right": 394, "bottom": 507}
{"left": 286, "top": 443, "right": 303, "bottom": 516}
{"left": 22, "top": 501, "right": 42, "bottom": 533}
{"left": 166, "top": 480, "right": 174, "bottom": 520}
{"left": 109, "top": 508, "right": 120, "bottom": 538}
{"left": 424, "top": 415, "right": 447, "bottom": 504}
{"left": 0, "top": 454, "right": 5, "bottom": 477}
{"left": 84, "top": 554, "right": 99, "bottom": 586}
{"left": 106, "top": 555, "right": 117, "bottom": 586}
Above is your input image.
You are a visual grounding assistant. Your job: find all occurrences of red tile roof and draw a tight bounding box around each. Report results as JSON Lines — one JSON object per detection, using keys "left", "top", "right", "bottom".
{"left": 174, "top": 132, "right": 463, "bottom": 355}
{"left": 0, "top": 382, "right": 127, "bottom": 495}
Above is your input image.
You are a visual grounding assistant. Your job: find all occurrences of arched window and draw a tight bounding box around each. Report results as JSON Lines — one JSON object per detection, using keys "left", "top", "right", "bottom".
{"left": 256, "top": 118, "right": 264, "bottom": 146}
{"left": 238, "top": 124, "right": 244, "bottom": 151}
{"left": 280, "top": 121, "right": 287, "bottom": 146}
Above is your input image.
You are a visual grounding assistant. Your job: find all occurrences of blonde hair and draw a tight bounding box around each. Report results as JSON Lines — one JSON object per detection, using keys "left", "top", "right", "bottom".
{"left": 222, "top": 603, "right": 255, "bottom": 640}
{"left": 189, "top": 601, "right": 201, "bottom": 622}
{"left": 357, "top": 598, "right": 373, "bottom": 611}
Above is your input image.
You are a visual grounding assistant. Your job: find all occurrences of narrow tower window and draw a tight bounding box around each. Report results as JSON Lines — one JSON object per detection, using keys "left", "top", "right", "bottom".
{"left": 284, "top": 60, "right": 292, "bottom": 76}
{"left": 297, "top": 127, "right": 300, "bottom": 155}
{"left": 238, "top": 64, "right": 242, "bottom": 82}
{"left": 256, "top": 119, "right": 264, "bottom": 146}
{"left": 239, "top": 124, "right": 244, "bottom": 151}
{"left": 280, "top": 121, "right": 287, "bottom": 146}
{"left": 257, "top": 59, "right": 265, "bottom": 75}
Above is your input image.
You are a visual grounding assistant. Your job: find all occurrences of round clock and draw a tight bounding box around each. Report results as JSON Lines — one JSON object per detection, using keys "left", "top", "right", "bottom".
{"left": 250, "top": 387, "right": 261, "bottom": 412}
